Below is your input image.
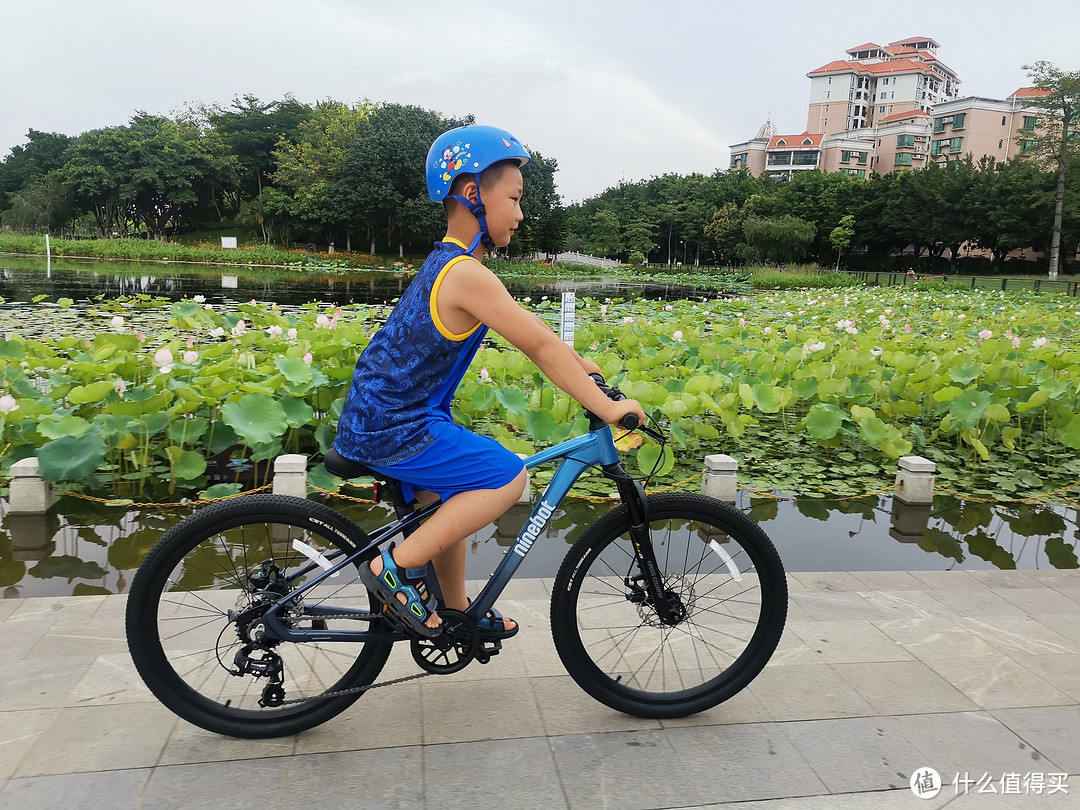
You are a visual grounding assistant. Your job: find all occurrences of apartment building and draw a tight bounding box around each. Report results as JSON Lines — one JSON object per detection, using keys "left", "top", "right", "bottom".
{"left": 730, "top": 37, "right": 1045, "bottom": 180}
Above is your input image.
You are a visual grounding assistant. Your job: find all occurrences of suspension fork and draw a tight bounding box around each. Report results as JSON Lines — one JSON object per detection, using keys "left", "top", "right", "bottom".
{"left": 606, "top": 464, "right": 681, "bottom": 625}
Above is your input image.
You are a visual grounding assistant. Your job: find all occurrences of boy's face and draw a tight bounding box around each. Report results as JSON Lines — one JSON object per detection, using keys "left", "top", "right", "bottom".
{"left": 482, "top": 165, "right": 524, "bottom": 248}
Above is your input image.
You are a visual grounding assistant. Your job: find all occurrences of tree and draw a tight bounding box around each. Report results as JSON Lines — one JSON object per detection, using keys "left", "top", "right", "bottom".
{"left": 742, "top": 215, "right": 816, "bottom": 264}
{"left": 829, "top": 215, "right": 856, "bottom": 270}
{"left": 1, "top": 174, "right": 73, "bottom": 232}
{"left": 1021, "top": 61, "right": 1080, "bottom": 279}
{"left": 0, "top": 130, "right": 73, "bottom": 213}
{"left": 589, "top": 210, "right": 622, "bottom": 257}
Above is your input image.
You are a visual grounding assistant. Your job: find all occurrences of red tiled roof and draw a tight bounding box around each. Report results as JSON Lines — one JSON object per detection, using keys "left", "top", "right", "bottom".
{"left": 768, "top": 132, "right": 823, "bottom": 149}
{"left": 877, "top": 110, "right": 931, "bottom": 124}
{"left": 808, "top": 60, "right": 869, "bottom": 77}
{"left": 889, "top": 36, "right": 940, "bottom": 47}
{"left": 846, "top": 42, "right": 882, "bottom": 53}
{"left": 1010, "top": 86, "right": 1051, "bottom": 98}
{"left": 863, "top": 59, "right": 935, "bottom": 76}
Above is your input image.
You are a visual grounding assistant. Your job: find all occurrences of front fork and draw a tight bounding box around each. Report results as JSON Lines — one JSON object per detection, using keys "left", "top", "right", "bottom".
{"left": 607, "top": 465, "right": 681, "bottom": 625}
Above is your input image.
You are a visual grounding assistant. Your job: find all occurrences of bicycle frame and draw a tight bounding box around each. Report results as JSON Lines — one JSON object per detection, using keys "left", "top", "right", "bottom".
{"left": 260, "top": 419, "right": 669, "bottom": 644}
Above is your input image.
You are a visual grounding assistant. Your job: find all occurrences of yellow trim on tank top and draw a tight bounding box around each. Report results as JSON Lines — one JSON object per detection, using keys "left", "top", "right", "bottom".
{"left": 430, "top": 254, "right": 482, "bottom": 341}
{"left": 442, "top": 236, "right": 470, "bottom": 251}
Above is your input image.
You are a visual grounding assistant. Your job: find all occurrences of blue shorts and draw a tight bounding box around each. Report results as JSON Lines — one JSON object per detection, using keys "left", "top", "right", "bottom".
{"left": 364, "top": 421, "right": 524, "bottom": 503}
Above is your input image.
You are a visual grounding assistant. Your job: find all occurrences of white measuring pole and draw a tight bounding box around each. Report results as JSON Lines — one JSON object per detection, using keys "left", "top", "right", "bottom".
{"left": 560, "top": 291, "right": 576, "bottom": 347}
{"left": 45, "top": 233, "right": 51, "bottom": 276}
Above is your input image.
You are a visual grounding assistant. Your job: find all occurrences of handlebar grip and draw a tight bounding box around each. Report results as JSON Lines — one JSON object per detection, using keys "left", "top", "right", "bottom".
{"left": 620, "top": 413, "right": 640, "bottom": 430}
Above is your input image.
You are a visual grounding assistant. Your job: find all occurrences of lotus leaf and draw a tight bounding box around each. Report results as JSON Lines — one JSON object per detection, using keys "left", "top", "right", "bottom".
{"left": 222, "top": 393, "right": 288, "bottom": 447}
{"left": 37, "top": 434, "right": 108, "bottom": 481}
{"left": 37, "top": 415, "right": 92, "bottom": 441}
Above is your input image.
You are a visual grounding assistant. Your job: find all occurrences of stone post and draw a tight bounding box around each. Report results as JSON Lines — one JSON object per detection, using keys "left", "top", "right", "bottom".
{"left": 702, "top": 454, "right": 738, "bottom": 503}
{"left": 894, "top": 456, "right": 935, "bottom": 505}
{"left": 272, "top": 454, "right": 309, "bottom": 498}
{"left": 8, "top": 457, "right": 55, "bottom": 515}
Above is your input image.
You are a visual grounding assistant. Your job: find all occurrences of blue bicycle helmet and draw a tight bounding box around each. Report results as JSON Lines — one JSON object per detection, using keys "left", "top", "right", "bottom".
{"left": 426, "top": 125, "right": 531, "bottom": 252}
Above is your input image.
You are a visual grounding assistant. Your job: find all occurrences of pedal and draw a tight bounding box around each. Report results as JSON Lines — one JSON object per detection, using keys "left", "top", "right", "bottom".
{"left": 476, "top": 638, "right": 502, "bottom": 664}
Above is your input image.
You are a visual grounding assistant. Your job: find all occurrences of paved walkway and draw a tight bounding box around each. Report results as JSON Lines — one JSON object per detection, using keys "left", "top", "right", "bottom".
{"left": 1, "top": 570, "right": 1078, "bottom": 809}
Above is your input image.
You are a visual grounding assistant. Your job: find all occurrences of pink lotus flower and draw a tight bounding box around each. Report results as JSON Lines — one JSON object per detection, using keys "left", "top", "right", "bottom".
{"left": 672, "top": 330, "right": 683, "bottom": 341}
{"left": 1012, "top": 336, "right": 1021, "bottom": 348}
{"left": 266, "top": 325, "right": 283, "bottom": 339}
{"left": 763, "top": 326, "right": 771, "bottom": 335}
{"left": 186, "top": 337, "right": 195, "bottom": 348}
{"left": 978, "top": 329, "right": 992, "bottom": 340}
{"left": 183, "top": 351, "right": 198, "bottom": 364}
{"left": 303, "top": 352, "right": 313, "bottom": 365}
{"left": 152, "top": 348, "right": 174, "bottom": 373}
{"left": 231, "top": 320, "right": 247, "bottom": 337}
{"left": 1032, "top": 337, "right": 1049, "bottom": 349}
{"left": 110, "top": 315, "right": 125, "bottom": 331}
{"left": 114, "top": 380, "right": 126, "bottom": 397}
{"left": 479, "top": 367, "right": 490, "bottom": 381}
{"left": 287, "top": 328, "right": 298, "bottom": 340}
{"left": 0, "top": 394, "right": 18, "bottom": 414}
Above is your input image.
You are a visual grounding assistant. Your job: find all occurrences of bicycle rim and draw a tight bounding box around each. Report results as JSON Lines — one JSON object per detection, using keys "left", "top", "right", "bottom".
{"left": 126, "top": 495, "right": 393, "bottom": 738}
{"left": 552, "top": 493, "right": 786, "bottom": 718}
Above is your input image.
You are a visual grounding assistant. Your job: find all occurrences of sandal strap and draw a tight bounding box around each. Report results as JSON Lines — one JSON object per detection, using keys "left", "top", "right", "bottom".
{"left": 378, "top": 549, "right": 437, "bottom": 620}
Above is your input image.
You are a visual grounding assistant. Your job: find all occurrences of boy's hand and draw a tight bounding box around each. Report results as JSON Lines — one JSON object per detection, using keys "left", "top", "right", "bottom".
{"left": 602, "top": 398, "right": 646, "bottom": 429}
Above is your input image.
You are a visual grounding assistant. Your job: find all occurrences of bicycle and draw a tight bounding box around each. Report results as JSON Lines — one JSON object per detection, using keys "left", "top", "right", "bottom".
{"left": 126, "top": 378, "right": 788, "bottom": 739}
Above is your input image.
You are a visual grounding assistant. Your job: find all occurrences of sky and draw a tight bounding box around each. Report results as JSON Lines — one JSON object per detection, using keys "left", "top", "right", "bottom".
{"left": 2, "top": 0, "right": 1077, "bottom": 203}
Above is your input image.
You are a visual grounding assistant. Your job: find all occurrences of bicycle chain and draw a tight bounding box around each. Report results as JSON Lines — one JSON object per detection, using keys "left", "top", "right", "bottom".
{"left": 275, "top": 611, "right": 434, "bottom": 705}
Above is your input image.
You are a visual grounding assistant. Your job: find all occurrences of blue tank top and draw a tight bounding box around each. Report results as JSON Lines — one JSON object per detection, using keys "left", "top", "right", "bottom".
{"left": 334, "top": 239, "right": 488, "bottom": 466}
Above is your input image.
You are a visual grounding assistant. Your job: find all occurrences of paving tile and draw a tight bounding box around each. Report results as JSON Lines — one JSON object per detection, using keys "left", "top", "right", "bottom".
{"left": 966, "top": 570, "right": 1043, "bottom": 589}
{"left": 67, "top": 653, "right": 154, "bottom": 708}
{"left": 0, "top": 710, "right": 58, "bottom": 780}
{"left": 767, "top": 626, "right": 821, "bottom": 667}
{"left": 425, "top": 736, "right": 563, "bottom": 810}
{"left": 790, "top": 591, "right": 892, "bottom": 622}
{"left": 790, "top": 572, "right": 866, "bottom": 592}
{"left": 293, "top": 683, "right": 422, "bottom": 754}
{"left": 874, "top": 617, "right": 1001, "bottom": 660}
{"left": 922, "top": 656, "right": 1072, "bottom": 710}
{"left": 531, "top": 675, "right": 661, "bottom": 736}
{"left": 832, "top": 660, "right": 979, "bottom": 716}
{"left": 908, "top": 571, "right": 990, "bottom": 591}
{"left": 957, "top": 615, "right": 1079, "bottom": 657}
{"left": 283, "top": 747, "right": 424, "bottom": 808}
{"left": 1017, "top": 653, "right": 1080, "bottom": 702}
{"left": 13, "top": 703, "right": 175, "bottom": 777}
{"left": 749, "top": 662, "right": 876, "bottom": 722}
{"left": 659, "top": 685, "right": 773, "bottom": 728}
{"left": 0, "top": 768, "right": 148, "bottom": 810}
{"left": 139, "top": 756, "right": 291, "bottom": 810}
{"left": 855, "top": 589, "right": 952, "bottom": 620}
{"left": 888, "top": 711, "right": 1060, "bottom": 780}
{"left": 991, "top": 706, "right": 1080, "bottom": 775}
{"left": 550, "top": 729, "right": 702, "bottom": 809}
{"left": 0, "top": 655, "right": 95, "bottom": 711}
{"left": 779, "top": 716, "right": 923, "bottom": 792}
{"left": 994, "top": 587, "right": 1080, "bottom": 616}
{"left": 157, "top": 722, "right": 296, "bottom": 766}
{"left": 0, "top": 600, "right": 21, "bottom": 622}
{"left": 786, "top": 620, "right": 914, "bottom": 664}
{"left": 1037, "top": 612, "right": 1080, "bottom": 646}
{"left": 420, "top": 677, "right": 544, "bottom": 745}
{"left": 851, "top": 571, "right": 928, "bottom": 591}
{"left": 918, "top": 586, "right": 1032, "bottom": 620}
{"left": 665, "top": 722, "right": 829, "bottom": 803}
{"left": 500, "top": 577, "right": 550, "bottom": 601}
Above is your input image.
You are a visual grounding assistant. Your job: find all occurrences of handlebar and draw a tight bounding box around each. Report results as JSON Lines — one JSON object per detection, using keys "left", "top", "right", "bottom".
{"left": 588, "top": 374, "right": 657, "bottom": 438}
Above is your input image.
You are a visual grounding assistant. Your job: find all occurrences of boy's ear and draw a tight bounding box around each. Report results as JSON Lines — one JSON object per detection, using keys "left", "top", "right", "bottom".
{"left": 459, "top": 178, "right": 480, "bottom": 205}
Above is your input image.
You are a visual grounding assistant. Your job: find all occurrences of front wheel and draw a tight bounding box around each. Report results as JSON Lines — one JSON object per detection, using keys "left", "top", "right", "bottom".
{"left": 551, "top": 492, "right": 787, "bottom": 718}
{"left": 126, "top": 494, "right": 393, "bottom": 738}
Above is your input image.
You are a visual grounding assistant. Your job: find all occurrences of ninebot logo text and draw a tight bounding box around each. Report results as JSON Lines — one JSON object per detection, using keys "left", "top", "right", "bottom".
{"left": 513, "top": 500, "right": 555, "bottom": 557}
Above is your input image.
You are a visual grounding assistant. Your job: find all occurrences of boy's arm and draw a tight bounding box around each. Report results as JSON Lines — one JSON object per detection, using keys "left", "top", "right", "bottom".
{"left": 440, "top": 261, "right": 644, "bottom": 426}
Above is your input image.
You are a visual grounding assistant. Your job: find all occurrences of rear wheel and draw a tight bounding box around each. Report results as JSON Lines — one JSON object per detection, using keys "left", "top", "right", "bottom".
{"left": 126, "top": 494, "right": 393, "bottom": 738}
{"left": 551, "top": 493, "right": 786, "bottom": 718}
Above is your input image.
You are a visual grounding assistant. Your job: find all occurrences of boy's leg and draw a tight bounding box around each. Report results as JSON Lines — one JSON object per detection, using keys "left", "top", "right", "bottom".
{"left": 371, "top": 469, "right": 526, "bottom": 630}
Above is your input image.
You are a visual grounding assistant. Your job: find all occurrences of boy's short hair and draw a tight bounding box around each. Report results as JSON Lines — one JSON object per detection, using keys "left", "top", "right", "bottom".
{"left": 443, "top": 159, "right": 520, "bottom": 212}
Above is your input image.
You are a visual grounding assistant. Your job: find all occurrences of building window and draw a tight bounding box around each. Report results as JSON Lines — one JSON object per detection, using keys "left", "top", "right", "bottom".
{"left": 1021, "top": 139, "right": 1037, "bottom": 154}
{"left": 879, "top": 106, "right": 886, "bottom": 113}
{"left": 934, "top": 117, "right": 948, "bottom": 133}
{"left": 1002, "top": 116, "right": 1007, "bottom": 126}
{"left": 840, "top": 150, "right": 851, "bottom": 164}
{"left": 776, "top": 139, "right": 787, "bottom": 146}
{"left": 931, "top": 140, "right": 943, "bottom": 155}
{"left": 897, "top": 134, "right": 915, "bottom": 147}
{"left": 950, "top": 136, "right": 963, "bottom": 152}
{"left": 999, "top": 139, "right": 1004, "bottom": 148}
{"left": 895, "top": 152, "right": 914, "bottom": 166}
{"left": 952, "top": 112, "right": 965, "bottom": 130}
{"left": 793, "top": 151, "right": 819, "bottom": 166}
{"left": 857, "top": 152, "right": 867, "bottom": 165}
{"left": 826, "top": 91, "right": 830, "bottom": 99}
{"left": 730, "top": 154, "right": 747, "bottom": 168}
{"left": 768, "top": 152, "right": 793, "bottom": 165}
{"left": 1023, "top": 115, "right": 1038, "bottom": 131}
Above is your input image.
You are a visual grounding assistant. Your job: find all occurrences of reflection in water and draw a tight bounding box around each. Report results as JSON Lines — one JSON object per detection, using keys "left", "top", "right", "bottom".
{"left": 1, "top": 492, "right": 1076, "bottom": 598}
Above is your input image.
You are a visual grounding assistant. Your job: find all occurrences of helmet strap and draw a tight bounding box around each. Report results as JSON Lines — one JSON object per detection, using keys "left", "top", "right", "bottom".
{"left": 448, "top": 189, "right": 496, "bottom": 254}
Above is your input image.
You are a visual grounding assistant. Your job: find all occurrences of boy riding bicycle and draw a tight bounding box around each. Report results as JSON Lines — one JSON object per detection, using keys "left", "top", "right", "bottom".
{"left": 333, "top": 125, "right": 644, "bottom": 638}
